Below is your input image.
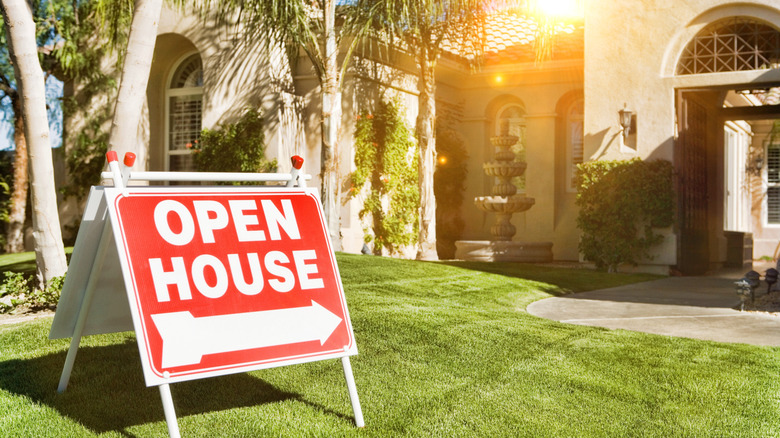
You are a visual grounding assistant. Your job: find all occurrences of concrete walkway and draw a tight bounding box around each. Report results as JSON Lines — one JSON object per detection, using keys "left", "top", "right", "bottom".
{"left": 526, "top": 273, "right": 780, "bottom": 347}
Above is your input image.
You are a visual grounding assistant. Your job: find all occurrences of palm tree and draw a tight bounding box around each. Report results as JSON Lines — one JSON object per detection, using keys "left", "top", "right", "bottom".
{"left": 196, "top": 0, "right": 372, "bottom": 250}
{"left": 0, "top": 0, "right": 97, "bottom": 253}
{"left": 5, "top": 95, "right": 27, "bottom": 253}
{"left": 0, "top": 0, "right": 68, "bottom": 286}
{"left": 102, "top": 0, "right": 163, "bottom": 169}
{"left": 357, "top": 0, "right": 503, "bottom": 260}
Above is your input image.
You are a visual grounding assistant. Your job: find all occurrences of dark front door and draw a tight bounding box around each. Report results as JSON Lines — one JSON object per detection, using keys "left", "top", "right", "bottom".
{"left": 676, "top": 93, "right": 710, "bottom": 275}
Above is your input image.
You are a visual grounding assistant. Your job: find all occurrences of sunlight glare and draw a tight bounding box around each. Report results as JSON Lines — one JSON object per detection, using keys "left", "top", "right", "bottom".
{"left": 536, "top": 0, "right": 582, "bottom": 19}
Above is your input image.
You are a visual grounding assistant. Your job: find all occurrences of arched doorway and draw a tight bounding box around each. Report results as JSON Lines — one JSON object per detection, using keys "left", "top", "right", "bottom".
{"left": 675, "top": 16, "right": 780, "bottom": 274}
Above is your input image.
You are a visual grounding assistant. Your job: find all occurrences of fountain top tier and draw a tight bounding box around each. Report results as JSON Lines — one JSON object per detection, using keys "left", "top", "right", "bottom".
{"left": 478, "top": 119, "right": 531, "bottom": 204}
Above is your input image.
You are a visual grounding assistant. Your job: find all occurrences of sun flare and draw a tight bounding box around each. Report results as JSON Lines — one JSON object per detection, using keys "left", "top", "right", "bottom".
{"left": 535, "top": 0, "right": 582, "bottom": 19}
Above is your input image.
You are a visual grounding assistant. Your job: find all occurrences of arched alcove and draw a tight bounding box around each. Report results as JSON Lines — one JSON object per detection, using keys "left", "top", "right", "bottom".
{"left": 165, "top": 53, "right": 203, "bottom": 172}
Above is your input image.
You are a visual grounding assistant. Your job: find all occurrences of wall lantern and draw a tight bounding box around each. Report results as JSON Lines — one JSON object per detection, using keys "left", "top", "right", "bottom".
{"left": 618, "top": 106, "right": 635, "bottom": 142}
{"left": 747, "top": 153, "right": 764, "bottom": 176}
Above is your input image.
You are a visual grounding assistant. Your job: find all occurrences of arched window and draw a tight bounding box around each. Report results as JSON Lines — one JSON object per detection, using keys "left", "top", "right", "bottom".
{"left": 566, "top": 98, "right": 584, "bottom": 191}
{"left": 495, "top": 104, "right": 526, "bottom": 191}
{"left": 677, "top": 17, "right": 780, "bottom": 75}
{"left": 166, "top": 53, "right": 203, "bottom": 171}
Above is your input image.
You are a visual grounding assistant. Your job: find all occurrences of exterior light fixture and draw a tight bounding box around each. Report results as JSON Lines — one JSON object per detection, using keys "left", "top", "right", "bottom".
{"left": 747, "top": 153, "right": 764, "bottom": 176}
{"left": 765, "top": 268, "right": 778, "bottom": 293}
{"left": 618, "top": 105, "right": 634, "bottom": 142}
{"left": 735, "top": 270, "right": 761, "bottom": 311}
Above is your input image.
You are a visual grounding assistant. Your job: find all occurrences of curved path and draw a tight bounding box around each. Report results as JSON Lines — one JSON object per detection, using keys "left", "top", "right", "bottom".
{"left": 527, "top": 275, "right": 780, "bottom": 347}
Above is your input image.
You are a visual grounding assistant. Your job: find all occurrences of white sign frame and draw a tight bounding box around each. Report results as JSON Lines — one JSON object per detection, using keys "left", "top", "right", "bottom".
{"left": 102, "top": 186, "right": 357, "bottom": 385}
{"left": 50, "top": 153, "right": 364, "bottom": 437}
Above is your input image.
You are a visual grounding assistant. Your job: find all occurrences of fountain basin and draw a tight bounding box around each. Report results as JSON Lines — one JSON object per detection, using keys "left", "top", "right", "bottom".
{"left": 491, "top": 136, "right": 519, "bottom": 148}
{"left": 475, "top": 195, "right": 535, "bottom": 213}
{"left": 454, "top": 240, "right": 553, "bottom": 262}
{"left": 483, "top": 161, "right": 527, "bottom": 178}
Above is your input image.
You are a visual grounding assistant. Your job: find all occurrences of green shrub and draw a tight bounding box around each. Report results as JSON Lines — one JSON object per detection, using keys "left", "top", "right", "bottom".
{"left": 0, "top": 271, "right": 64, "bottom": 313}
{"left": 576, "top": 159, "right": 674, "bottom": 272}
{"left": 191, "top": 108, "right": 277, "bottom": 183}
{"left": 349, "top": 98, "right": 419, "bottom": 255}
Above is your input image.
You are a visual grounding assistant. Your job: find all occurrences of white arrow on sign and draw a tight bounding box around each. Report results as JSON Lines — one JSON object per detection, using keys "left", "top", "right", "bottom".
{"left": 150, "top": 301, "right": 343, "bottom": 369}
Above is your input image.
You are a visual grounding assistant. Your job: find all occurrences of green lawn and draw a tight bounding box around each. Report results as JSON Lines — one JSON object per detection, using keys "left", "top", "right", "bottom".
{"left": 0, "top": 253, "right": 777, "bottom": 437}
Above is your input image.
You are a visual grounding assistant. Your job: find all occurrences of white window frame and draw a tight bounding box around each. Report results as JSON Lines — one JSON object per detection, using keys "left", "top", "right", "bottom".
{"left": 164, "top": 52, "right": 203, "bottom": 172}
{"left": 724, "top": 121, "right": 752, "bottom": 232}
{"left": 765, "top": 139, "right": 780, "bottom": 227}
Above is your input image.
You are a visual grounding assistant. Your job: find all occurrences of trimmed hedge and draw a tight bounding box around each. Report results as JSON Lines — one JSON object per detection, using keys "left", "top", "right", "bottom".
{"left": 576, "top": 159, "right": 674, "bottom": 272}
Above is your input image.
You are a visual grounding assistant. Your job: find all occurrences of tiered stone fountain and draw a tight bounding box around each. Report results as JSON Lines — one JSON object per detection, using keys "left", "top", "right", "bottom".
{"left": 454, "top": 122, "right": 553, "bottom": 262}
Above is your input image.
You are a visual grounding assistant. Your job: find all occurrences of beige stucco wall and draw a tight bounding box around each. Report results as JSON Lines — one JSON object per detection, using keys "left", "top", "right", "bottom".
{"left": 148, "top": 6, "right": 295, "bottom": 172}
{"left": 585, "top": 0, "right": 780, "bottom": 272}
{"left": 450, "top": 61, "right": 584, "bottom": 261}
{"left": 129, "top": 0, "right": 780, "bottom": 270}
{"left": 142, "top": 15, "right": 587, "bottom": 261}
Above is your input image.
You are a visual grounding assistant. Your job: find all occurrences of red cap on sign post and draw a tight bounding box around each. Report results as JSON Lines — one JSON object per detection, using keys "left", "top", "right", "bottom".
{"left": 124, "top": 152, "right": 136, "bottom": 167}
{"left": 106, "top": 151, "right": 118, "bottom": 162}
{"left": 291, "top": 155, "right": 304, "bottom": 170}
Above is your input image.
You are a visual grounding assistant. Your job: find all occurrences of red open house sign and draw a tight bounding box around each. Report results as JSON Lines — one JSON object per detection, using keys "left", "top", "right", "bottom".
{"left": 104, "top": 187, "right": 356, "bottom": 386}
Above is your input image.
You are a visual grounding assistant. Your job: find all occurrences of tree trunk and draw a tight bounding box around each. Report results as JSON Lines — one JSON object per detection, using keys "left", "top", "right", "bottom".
{"left": 320, "top": 0, "right": 342, "bottom": 250}
{"left": 415, "top": 48, "right": 438, "bottom": 260}
{"left": 5, "top": 95, "right": 28, "bottom": 253}
{"left": 1, "top": 0, "right": 68, "bottom": 285}
{"left": 107, "top": 0, "right": 162, "bottom": 168}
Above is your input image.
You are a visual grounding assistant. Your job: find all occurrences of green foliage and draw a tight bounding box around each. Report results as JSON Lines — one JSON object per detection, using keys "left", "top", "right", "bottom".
{"left": 58, "top": 0, "right": 120, "bottom": 201}
{"left": 0, "top": 255, "right": 778, "bottom": 436}
{"left": 1, "top": 0, "right": 120, "bottom": 204}
{"left": 0, "top": 154, "right": 12, "bottom": 252}
{"left": 62, "top": 108, "right": 111, "bottom": 199}
{"left": 434, "top": 125, "right": 468, "bottom": 259}
{"left": 576, "top": 159, "right": 675, "bottom": 272}
{"left": 349, "top": 98, "right": 419, "bottom": 255}
{"left": 0, "top": 271, "right": 64, "bottom": 313}
{"left": 191, "top": 109, "right": 277, "bottom": 183}
{"left": 0, "top": 271, "right": 29, "bottom": 298}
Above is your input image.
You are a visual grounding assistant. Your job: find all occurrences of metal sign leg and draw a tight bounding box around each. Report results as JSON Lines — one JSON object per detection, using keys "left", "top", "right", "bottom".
{"left": 159, "top": 383, "right": 181, "bottom": 437}
{"left": 340, "top": 356, "right": 364, "bottom": 427}
{"left": 57, "top": 219, "right": 113, "bottom": 393}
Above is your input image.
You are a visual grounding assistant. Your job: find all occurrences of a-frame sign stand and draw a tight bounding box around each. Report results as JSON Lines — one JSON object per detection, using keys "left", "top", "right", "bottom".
{"left": 51, "top": 152, "right": 364, "bottom": 437}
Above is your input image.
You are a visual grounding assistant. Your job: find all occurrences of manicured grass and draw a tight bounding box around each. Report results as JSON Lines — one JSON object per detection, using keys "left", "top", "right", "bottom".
{"left": 0, "top": 253, "right": 777, "bottom": 437}
{"left": 0, "top": 248, "right": 73, "bottom": 278}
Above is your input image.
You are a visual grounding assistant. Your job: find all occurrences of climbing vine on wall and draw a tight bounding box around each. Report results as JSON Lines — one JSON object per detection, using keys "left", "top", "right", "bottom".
{"left": 576, "top": 158, "right": 674, "bottom": 272}
{"left": 349, "top": 98, "right": 419, "bottom": 255}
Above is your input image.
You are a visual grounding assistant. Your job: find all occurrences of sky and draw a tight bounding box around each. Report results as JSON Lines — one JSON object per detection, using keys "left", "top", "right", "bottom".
{"left": 0, "top": 76, "right": 64, "bottom": 150}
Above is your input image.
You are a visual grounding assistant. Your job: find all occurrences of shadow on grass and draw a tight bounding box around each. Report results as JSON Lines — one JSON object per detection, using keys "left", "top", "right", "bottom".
{"left": 0, "top": 340, "right": 348, "bottom": 434}
{"left": 0, "top": 249, "right": 73, "bottom": 278}
{"left": 440, "top": 260, "right": 660, "bottom": 296}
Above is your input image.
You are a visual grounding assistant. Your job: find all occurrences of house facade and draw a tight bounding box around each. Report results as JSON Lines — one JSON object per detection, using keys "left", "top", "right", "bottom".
{"left": 111, "top": 0, "right": 780, "bottom": 274}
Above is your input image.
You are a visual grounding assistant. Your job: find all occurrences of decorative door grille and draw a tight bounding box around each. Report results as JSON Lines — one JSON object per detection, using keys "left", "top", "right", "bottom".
{"left": 677, "top": 17, "right": 780, "bottom": 75}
